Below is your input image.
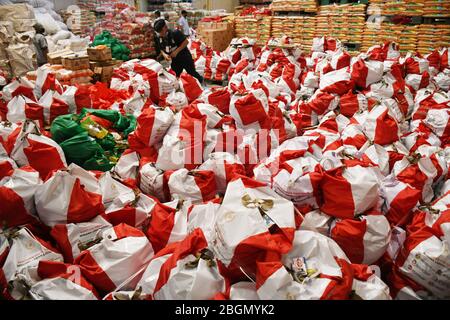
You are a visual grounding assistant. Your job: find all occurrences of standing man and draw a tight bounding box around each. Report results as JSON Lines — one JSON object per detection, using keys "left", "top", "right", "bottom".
{"left": 154, "top": 19, "right": 203, "bottom": 83}
{"left": 178, "top": 10, "right": 190, "bottom": 37}
{"left": 154, "top": 10, "right": 163, "bottom": 22}
{"left": 33, "top": 23, "right": 48, "bottom": 67}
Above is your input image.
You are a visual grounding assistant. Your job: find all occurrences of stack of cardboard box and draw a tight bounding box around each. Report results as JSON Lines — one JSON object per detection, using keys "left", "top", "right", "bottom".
{"left": 88, "top": 45, "right": 121, "bottom": 83}
{"left": 197, "top": 21, "right": 234, "bottom": 52}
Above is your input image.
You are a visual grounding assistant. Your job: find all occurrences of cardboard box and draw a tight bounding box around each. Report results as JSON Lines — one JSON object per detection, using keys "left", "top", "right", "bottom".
{"left": 87, "top": 46, "right": 112, "bottom": 61}
{"left": 62, "top": 55, "right": 90, "bottom": 71}
{"left": 199, "top": 28, "right": 234, "bottom": 52}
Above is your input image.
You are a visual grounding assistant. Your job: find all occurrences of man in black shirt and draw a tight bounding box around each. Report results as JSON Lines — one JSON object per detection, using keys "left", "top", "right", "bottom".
{"left": 153, "top": 19, "right": 203, "bottom": 83}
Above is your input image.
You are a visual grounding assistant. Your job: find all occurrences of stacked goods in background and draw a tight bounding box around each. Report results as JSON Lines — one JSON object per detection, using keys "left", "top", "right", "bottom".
{"left": 417, "top": 24, "right": 450, "bottom": 55}
{"left": 423, "top": 0, "right": 450, "bottom": 17}
{"left": 316, "top": 3, "right": 366, "bottom": 50}
{"left": 197, "top": 19, "right": 234, "bottom": 51}
{"left": 362, "top": 21, "right": 419, "bottom": 54}
{"left": 272, "top": 16, "right": 316, "bottom": 49}
{"left": 92, "top": 4, "right": 155, "bottom": 59}
{"left": 66, "top": 8, "right": 97, "bottom": 37}
{"left": 0, "top": 4, "right": 37, "bottom": 78}
{"left": 256, "top": 14, "right": 273, "bottom": 45}
{"left": 234, "top": 15, "right": 258, "bottom": 38}
{"left": 367, "top": 0, "right": 424, "bottom": 16}
{"left": 163, "top": 1, "right": 193, "bottom": 11}
{"left": 271, "top": 0, "right": 318, "bottom": 12}
{"left": 77, "top": 0, "right": 121, "bottom": 11}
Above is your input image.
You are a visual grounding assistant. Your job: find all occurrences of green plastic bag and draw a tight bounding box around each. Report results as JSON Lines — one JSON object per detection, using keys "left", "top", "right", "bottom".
{"left": 83, "top": 151, "right": 114, "bottom": 171}
{"left": 122, "top": 114, "right": 136, "bottom": 138}
{"left": 92, "top": 31, "right": 130, "bottom": 61}
{"left": 97, "top": 134, "right": 116, "bottom": 151}
{"left": 60, "top": 132, "right": 103, "bottom": 166}
{"left": 50, "top": 114, "right": 84, "bottom": 143}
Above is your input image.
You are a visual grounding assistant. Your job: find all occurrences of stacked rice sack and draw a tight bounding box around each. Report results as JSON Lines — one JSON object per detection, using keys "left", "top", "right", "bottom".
{"left": 0, "top": 35, "right": 449, "bottom": 300}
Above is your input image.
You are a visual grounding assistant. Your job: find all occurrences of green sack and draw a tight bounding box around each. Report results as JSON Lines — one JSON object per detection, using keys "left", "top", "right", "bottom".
{"left": 122, "top": 114, "right": 136, "bottom": 138}
{"left": 83, "top": 151, "right": 114, "bottom": 171}
{"left": 60, "top": 131, "right": 103, "bottom": 166}
{"left": 96, "top": 133, "right": 116, "bottom": 151}
{"left": 50, "top": 114, "right": 84, "bottom": 143}
{"left": 114, "top": 113, "right": 130, "bottom": 132}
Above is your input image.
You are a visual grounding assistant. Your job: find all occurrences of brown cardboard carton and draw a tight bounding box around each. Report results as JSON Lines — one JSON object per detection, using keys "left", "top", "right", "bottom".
{"left": 87, "top": 46, "right": 112, "bottom": 62}
{"left": 62, "top": 55, "right": 90, "bottom": 71}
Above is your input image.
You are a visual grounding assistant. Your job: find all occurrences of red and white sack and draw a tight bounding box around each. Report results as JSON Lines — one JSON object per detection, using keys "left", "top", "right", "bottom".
{"left": 131, "top": 106, "right": 174, "bottom": 147}
{"left": 230, "top": 89, "right": 270, "bottom": 131}
{"left": 403, "top": 54, "right": 430, "bottom": 75}
{"left": 139, "top": 162, "right": 165, "bottom": 201}
{"left": 306, "top": 90, "right": 340, "bottom": 118}
{"left": 166, "top": 168, "right": 217, "bottom": 204}
{"left": 99, "top": 172, "right": 156, "bottom": 227}
{"left": 3, "top": 95, "right": 43, "bottom": 124}
{"left": 339, "top": 91, "right": 368, "bottom": 117}
{"left": 401, "top": 128, "right": 441, "bottom": 154}
{"left": 329, "top": 49, "right": 351, "bottom": 71}
{"left": 301, "top": 71, "right": 319, "bottom": 89}
{"left": 0, "top": 166, "right": 42, "bottom": 228}
{"left": 257, "top": 230, "right": 350, "bottom": 300}
{"left": 164, "top": 91, "right": 188, "bottom": 111}
{"left": 298, "top": 210, "right": 334, "bottom": 236}
{"left": 363, "top": 103, "right": 400, "bottom": 145}
{"left": 212, "top": 177, "right": 296, "bottom": 278}
{"left": 405, "top": 71, "right": 431, "bottom": 91}
{"left": 423, "top": 108, "right": 450, "bottom": 141}
{"left": 34, "top": 67, "right": 63, "bottom": 99}
{"left": 341, "top": 124, "right": 368, "bottom": 150}
{"left": 380, "top": 176, "right": 421, "bottom": 226}
{"left": 113, "top": 150, "right": 140, "bottom": 184}
{"left": 137, "top": 229, "right": 226, "bottom": 300}
{"left": 74, "top": 223, "right": 154, "bottom": 293}
{"left": 433, "top": 69, "right": 450, "bottom": 91}
{"left": 365, "top": 73, "right": 401, "bottom": 99}
{"left": 0, "top": 155, "right": 17, "bottom": 180}
{"left": 179, "top": 72, "right": 203, "bottom": 103}
{"left": 200, "top": 87, "right": 231, "bottom": 114}
{"left": 2, "top": 227, "right": 63, "bottom": 299}
{"left": 29, "top": 261, "right": 99, "bottom": 300}
{"left": 38, "top": 90, "right": 70, "bottom": 126}
{"left": 145, "top": 200, "right": 190, "bottom": 254}
{"left": 312, "top": 36, "right": 341, "bottom": 53}
{"left": 10, "top": 131, "right": 67, "bottom": 180}
{"left": 195, "top": 103, "right": 228, "bottom": 129}
{"left": 350, "top": 58, "right": 384, "bottom": 88}
{"left": 330, "top": 214, "right": 391, "bottom": 264}
{"left": 34, "top": 165, "right": 104, "bottom": 227}
{"left": 156, "top": 106, "right": 207, "bottom": 171}
{"left": 50, "top": 215, "right": 112, "bottom": 263}
{"left": 320, "top": 162, "right": 381, "bottom": 219}
{"left": 394, "top": 225, "right": 449, "bottom": 299}
{"left": 203, "top": 124, "right": 239, "bottom": 160}
{"left": 187, "top": 201, "right": 221, "bottom": 245}
{"left": 412, "top": 88, "right": 449, "bottom": 121}
{"left": 319, "top": 67, "right": 353, "bottom": 95}
{"left": 230, "top": 282, "right": 259, "bottom": 300}
{"left": 56, "top": 85, "right": 92, "bottom": 114}
{"left": 199, "top": 152, "right": 246, "bottom": 194}
{"left": 391, "top": 156, "right": 437, "bottom": 203}
{"left": 272, "top": 156, "right": 322, "bottom": 208}
{"left": 387, "top": 265, "right": 432, "bottom": 300}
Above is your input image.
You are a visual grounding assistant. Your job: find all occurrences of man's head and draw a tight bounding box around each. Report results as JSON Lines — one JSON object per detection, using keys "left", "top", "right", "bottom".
{"left": 154, "top": 10, "right": 161, "bottom": 18}
{"left": 154, "top": 19, "right": 168, "bottom": 37}
{"left": 33, "top": 23, "right": 45, "bottom": 34}
{"left": 181, "top": 10, "right": 187, "bottom": 17}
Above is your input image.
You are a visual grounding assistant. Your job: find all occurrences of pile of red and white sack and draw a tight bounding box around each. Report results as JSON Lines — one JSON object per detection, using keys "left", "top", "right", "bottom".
{"left": 0, "top": 35, "right": 449, "bottom": 300}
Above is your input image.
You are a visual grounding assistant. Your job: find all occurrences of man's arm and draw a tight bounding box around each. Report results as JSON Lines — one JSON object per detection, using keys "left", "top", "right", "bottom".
{"left": 170, "top": 38, "right": 188, "bottom": 58}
